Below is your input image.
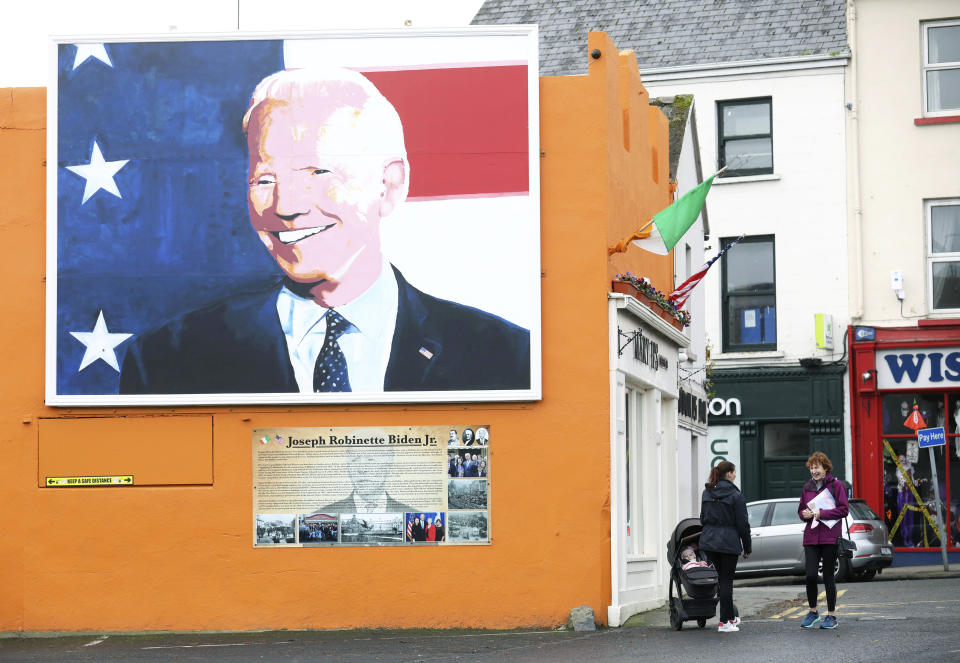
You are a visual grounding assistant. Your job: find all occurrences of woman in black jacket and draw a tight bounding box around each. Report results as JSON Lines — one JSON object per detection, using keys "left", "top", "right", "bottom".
{"left": 699, "top": 461, "right": 751, "bottom": 633}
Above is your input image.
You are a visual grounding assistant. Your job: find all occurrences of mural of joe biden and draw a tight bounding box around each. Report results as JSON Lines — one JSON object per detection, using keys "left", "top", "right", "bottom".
{"left": 120, "top": 67, "right": 530, "bottom": 395}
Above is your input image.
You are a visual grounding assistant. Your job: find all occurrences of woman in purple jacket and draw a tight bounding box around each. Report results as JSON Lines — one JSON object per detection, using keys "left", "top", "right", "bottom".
{"left": 797, "top": 451, "right": 849, "bottom": 630}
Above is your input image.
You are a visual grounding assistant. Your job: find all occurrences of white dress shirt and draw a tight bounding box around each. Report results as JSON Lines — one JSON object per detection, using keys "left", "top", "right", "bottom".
{"left": 276, "top": 261, "right": 399, "bottom": 393}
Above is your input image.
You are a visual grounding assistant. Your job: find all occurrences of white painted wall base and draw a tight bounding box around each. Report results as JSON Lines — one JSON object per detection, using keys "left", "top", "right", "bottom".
{"left": 608, "top": 596, "right": 666, "bottom": 627}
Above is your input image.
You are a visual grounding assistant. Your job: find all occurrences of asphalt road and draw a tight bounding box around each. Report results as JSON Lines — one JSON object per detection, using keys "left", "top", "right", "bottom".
{"left": 1, "top": 577, "right": 958, "bottom": 662}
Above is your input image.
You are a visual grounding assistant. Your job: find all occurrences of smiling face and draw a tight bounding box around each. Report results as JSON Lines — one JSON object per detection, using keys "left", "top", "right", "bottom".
{"left": 246, "top": 84, "right": 406, "bottom": 307}
{"left": 809, "top": 462, "right": 825, "bottom": 481}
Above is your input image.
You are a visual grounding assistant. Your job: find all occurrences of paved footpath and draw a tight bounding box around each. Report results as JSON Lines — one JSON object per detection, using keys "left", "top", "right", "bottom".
{"left": 1, "top": 567, "right": 958, "bottom": 662}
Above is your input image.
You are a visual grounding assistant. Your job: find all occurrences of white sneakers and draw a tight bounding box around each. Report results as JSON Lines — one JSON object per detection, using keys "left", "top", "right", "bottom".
{"left": 717, "top": 616, "right": 742, "bottom": 632}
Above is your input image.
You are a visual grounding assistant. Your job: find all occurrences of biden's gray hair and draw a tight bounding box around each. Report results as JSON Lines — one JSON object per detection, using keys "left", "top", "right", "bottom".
{"left": 242, "top": 67, "right": 409, "bottom": 197}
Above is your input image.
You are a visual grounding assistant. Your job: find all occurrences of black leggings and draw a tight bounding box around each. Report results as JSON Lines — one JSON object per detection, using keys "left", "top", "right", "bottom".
{"left": 706, "top": 551, "right": 739, "bottom": 622}
{"left": 804, "top": 544, "right": 838, "bottom": 612}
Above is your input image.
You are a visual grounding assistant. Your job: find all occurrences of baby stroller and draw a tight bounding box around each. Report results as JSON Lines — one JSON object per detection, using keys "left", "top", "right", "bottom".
{"left": 665, "top": 517, "right": 735, "bottom": 630}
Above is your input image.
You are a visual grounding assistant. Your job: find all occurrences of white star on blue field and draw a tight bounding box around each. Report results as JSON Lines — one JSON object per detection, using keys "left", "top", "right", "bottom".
{"left": 72, "top": 43, "right": 113, "bottom": 70}
{"left": 54, "top": 39, "right": 285, "bottom": 396}
{"left": 65, "top": 140, "right": 129, "bottom": 204}
{"left": 69, "top": 311, "right": 132, "bottom": 372}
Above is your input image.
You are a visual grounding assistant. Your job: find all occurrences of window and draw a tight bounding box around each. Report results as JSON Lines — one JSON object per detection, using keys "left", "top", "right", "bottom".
{"left": 717, "top": 98, "right": 772, "bottom": 176}
{"left": 624, "top": 387, "right": 642, "bottom": 555}
{"left": 763, "top": 421, "right": 810, "bottom": 457}
{"left": 881, "top": 392, "right": 957, "bottom": 550}
{"left": 927, "top": 199, "right": 960, "bottom": 310}
{"left": 848, "top": 500, "right": 880, "bottom": 521}
{"left": 721, "top": 235, "right": 776, "bottom": 351}
{"left": 770, "top": 501, "right": 799, "bottom": 527}
{"left": 923, "top": 20, "right": 960, "bottom": 116}
{"left": 746, "top": 502, "right": 768, "bottom": 527}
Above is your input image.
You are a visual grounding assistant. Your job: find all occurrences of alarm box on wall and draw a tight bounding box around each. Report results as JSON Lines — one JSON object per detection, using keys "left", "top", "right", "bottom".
{"left": 815, "top": 313, "right": 834, "bottom": 350}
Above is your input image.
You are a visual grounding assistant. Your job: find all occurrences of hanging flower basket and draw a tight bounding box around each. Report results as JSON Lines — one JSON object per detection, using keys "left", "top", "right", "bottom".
{"left": 612, "top": 274, "right": 690, "bottom": 330}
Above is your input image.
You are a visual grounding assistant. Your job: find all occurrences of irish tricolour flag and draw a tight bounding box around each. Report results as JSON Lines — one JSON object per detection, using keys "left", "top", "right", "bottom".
{"left": 633, "top": 175, "right": 716, "bottom": 255}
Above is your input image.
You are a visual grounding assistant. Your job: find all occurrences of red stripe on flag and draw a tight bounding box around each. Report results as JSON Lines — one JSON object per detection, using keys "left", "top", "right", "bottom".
{"left": 669, "top": 266, "right": 709, "bottom": 309}
{"left": 668, "top": 236, "right": 744, "bottom": 309}
{"left": 364, "top": 66, "right": 529, "bottom": 199}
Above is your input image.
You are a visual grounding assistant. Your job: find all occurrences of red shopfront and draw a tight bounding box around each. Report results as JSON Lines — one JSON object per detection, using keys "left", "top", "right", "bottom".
{"left": 849, "top": 321, "right": 960, "bottom": 560}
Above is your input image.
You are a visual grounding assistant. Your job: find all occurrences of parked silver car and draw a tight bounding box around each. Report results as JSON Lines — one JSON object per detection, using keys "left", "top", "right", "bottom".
{"left": 735, "top": 497, "right": 894, "bottom": 581}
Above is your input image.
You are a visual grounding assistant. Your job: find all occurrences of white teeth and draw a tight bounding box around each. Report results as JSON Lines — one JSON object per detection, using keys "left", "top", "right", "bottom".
{"left": 277, "top": 224, "right": 334, "bottom": 244}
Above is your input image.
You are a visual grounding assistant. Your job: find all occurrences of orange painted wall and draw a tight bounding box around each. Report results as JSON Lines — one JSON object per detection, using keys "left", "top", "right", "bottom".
{"left": 0, "top": 33, "right": 672, "bottom": 632}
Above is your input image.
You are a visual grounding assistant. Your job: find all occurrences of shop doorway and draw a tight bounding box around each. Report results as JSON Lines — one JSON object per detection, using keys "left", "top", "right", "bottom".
{"left": 761, "top": 421, "right": 810, "bottom": 499}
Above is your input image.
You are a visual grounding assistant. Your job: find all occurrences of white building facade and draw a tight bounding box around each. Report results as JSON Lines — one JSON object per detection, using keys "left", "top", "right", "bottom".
{"left": 845, "top": 0, "right": 960, "bottom": 567}
{"left": 642, "top": 55, "right": 852, "bottom": 502}
{"left": 608, "top": 295, "right": 688, "bottom": 625}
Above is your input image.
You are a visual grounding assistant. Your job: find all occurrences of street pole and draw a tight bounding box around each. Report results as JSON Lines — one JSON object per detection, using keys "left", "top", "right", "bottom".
{"left": 927, "top": 446, "right": 949, "bottom": 571}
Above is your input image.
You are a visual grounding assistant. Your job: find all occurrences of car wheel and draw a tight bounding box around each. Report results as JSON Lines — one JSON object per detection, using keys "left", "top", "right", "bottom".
{"left": 835, "top": 558, "right": 850, "bottom": 582}
{"left": 817, "top": 556, "right": 842, "bottom": 581}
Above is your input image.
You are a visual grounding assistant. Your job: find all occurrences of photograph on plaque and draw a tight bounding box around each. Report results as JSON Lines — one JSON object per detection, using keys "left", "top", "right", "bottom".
{"left": 297, "top": 512, "right": 339, "bottom": 544}
{"left": 448, "top": 512, "right": 489, "bottom": 543}
{"left": 255, "top": 514, "right": 296, "bottom": 546}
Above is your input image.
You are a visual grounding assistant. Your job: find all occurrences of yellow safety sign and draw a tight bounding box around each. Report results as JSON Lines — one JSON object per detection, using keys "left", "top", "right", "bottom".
{"left": 45, "top": 475, "right": 134, "bottom": 487}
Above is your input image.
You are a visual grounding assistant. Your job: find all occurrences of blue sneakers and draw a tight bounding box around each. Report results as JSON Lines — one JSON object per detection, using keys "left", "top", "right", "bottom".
{"left": 800, "top": 611, "right": 821, "bottom": 628}
{"left": 820, "top": 615, "right": 839, "bottom": 629}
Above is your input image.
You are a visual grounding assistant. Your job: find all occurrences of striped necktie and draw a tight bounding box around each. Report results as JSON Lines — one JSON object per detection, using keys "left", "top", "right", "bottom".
{"left": 313, "top": 309, "right": 352, "bottom": 392}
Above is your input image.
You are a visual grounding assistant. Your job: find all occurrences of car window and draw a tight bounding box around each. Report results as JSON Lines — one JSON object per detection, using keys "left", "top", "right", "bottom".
{"left": 747, "top": 503, "right": 767, "bottom": 527}
{"left": 849, "top": 501, "right": 879, "bottom": 521}
{"left": 770, "top": 501, "right": 799, "bottom": 526}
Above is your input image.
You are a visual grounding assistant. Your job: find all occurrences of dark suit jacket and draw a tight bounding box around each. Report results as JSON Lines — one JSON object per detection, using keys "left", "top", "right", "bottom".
{"left": 119, "top": 267, "right": 530, "bottom": 394}
{"left": 319, "top": 491, "right": 415, "bottom": 514}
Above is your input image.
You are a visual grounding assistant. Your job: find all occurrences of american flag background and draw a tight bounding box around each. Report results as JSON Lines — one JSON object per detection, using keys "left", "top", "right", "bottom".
{"left": 54, "top": 40, "right": 286, "bottom": 399}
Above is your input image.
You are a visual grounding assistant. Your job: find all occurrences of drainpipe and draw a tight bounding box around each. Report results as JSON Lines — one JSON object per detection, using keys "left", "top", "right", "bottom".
{"left": 848, "top": 0, "right": 864, "bottom": 320}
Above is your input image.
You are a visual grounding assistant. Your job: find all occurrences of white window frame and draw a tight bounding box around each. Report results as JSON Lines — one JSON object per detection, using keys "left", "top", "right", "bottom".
{"left": 922, "top": 19, "right": 960, "bottom": 117}
{"left": 926, "top": 198, "right": 960, "bottom": 312}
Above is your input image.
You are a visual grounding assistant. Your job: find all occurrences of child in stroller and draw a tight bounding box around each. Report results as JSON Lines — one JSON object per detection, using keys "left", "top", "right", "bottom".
{"left": 680, "top": 546, "right": 710, "bottom": 570}
{"left": 667, "top": 517, "right": 735, "bottom": 630}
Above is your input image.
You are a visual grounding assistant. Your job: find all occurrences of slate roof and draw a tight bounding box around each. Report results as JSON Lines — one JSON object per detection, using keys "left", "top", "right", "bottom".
{"left": 472, "top": 0, "right": 849, "bottom": 75}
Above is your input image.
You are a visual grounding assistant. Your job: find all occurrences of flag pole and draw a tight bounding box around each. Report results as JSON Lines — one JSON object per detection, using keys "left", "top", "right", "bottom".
{"left": 606, "top": 166, "right": 728, "bottom": 256}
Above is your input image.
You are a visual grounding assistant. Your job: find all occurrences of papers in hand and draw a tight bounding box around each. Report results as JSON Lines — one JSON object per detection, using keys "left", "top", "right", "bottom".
{"left": 807, "top": 487, "right": 839, "bottom": 529}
